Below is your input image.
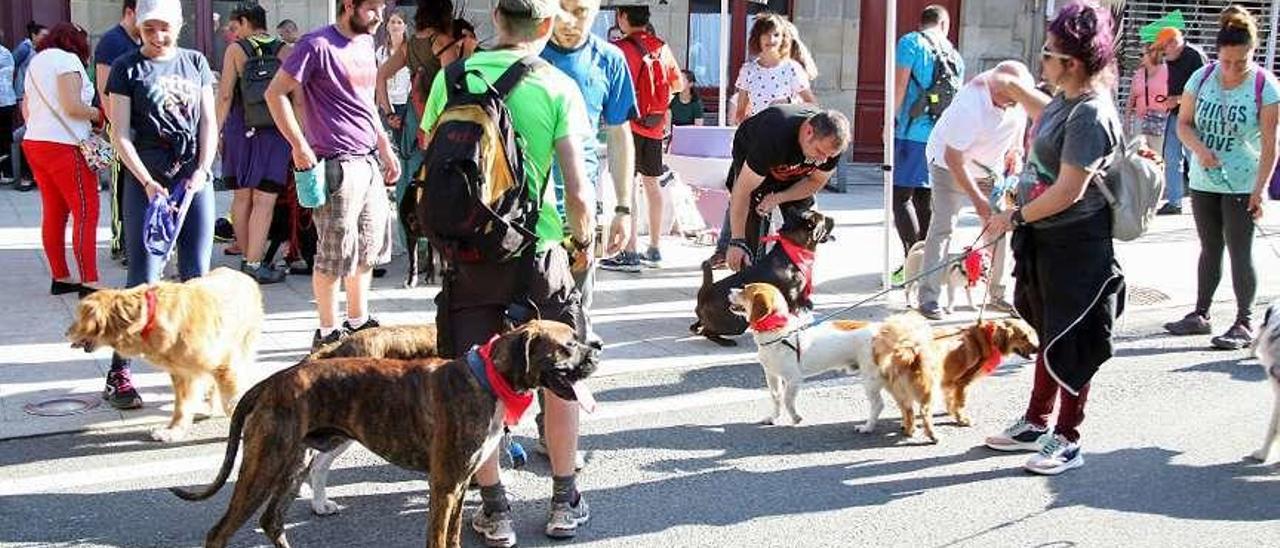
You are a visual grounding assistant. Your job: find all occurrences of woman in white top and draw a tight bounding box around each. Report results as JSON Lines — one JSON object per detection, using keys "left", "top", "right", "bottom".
{"left": 377, "top": 9, "right": 412, "bottom": 153}
{"left": 20, "top": 23, "right": 103, "bottom": 296}
{"left": 731, "top": 13, "right": 817, "bottom": 125}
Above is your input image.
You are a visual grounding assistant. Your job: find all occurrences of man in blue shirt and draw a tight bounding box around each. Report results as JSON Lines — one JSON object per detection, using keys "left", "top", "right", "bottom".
{"left": 0, "top": 42, "right": 16, "bottom": 184}
{"left": 10, "top": 22, "right": 47, "bottom": 192}
{"left": 891, "top": 5, "right": 963, "bottom": 280}
{"left": 94, "top": 0, "right": 140, "bottom": 263}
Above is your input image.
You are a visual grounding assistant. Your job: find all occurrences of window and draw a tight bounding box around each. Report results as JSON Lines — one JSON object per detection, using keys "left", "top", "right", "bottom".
{"left": 687, "top": 0, "right": 723, "bottom": 86}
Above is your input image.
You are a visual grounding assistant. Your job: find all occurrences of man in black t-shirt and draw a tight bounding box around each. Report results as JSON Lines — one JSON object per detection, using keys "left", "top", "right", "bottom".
{"left": 1156, "top": 28, "right": 1207, "bottom": 215}
{"left": 716, "top": 105, "right": 850, "bottom": 272}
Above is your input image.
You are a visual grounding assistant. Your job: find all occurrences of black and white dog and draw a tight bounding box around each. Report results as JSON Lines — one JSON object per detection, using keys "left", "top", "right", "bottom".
{"left": 1250, "top": 300, "right": 1280, "bottom": 463}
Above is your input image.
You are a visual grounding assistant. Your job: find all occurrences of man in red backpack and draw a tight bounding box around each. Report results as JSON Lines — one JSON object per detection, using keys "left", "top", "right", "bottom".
{"left": 601, "top": 4, "right": 684, "bottom": 273}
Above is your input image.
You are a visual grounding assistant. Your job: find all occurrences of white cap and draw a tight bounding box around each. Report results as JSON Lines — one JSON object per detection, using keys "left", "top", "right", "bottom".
{"left": 136, "top": 0, "right": 184, "bottom": 27}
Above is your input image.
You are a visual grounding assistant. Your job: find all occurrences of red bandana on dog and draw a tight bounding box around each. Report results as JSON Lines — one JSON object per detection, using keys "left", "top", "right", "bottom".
{"left": 979, "top": 322, "right": 1003, "bottom": 374}
{"left": 478, "top": 336, "right": 535, "bottom": 426}
{"left": 761, "top": 235, "right": 815, "bottom": 299}
{"left": 963, "top": 247, "right": 985, "bottom": 288}
{"left": 750, "top": 311, "right": 790, "bottom": 333}
{"left": 140, "top": 288, "right": 159, "bottom": 341}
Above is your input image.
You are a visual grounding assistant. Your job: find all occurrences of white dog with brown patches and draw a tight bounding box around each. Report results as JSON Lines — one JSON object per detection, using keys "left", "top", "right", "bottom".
{"left": 733, "top": 283, "right": 943, "bottom": 441}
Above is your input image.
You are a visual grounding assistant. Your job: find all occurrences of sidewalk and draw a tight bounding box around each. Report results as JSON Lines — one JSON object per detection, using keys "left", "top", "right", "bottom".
{"left": 0, "top": 178, "right": 1275, "bottom": 439}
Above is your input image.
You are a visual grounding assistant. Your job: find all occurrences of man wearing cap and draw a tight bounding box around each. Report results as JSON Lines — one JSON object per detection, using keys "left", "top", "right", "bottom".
{"left": 264, "top": 0, "right": 401, "bottom": 351}
{"left": 1156, "top": 26, "right": 1207, "bottom": 215}
{"left": 417, "top": 0, "right": 596, "bottom": 545}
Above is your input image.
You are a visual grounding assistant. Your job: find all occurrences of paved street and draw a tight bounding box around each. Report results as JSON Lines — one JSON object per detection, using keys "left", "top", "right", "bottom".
{"left": 1, "top": 179, "right": 1278, "bottom": 547}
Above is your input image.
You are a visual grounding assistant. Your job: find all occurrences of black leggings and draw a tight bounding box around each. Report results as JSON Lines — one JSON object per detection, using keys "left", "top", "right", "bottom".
{"left": 1191, "top": 190, "right": 1256, "bottom": 324}
{"left": 892, "top": 185, "right": 932, "bottom": 256}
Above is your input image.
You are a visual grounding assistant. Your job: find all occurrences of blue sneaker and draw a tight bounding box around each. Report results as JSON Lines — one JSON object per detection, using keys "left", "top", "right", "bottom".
{"left": 1024, "top": 433, "right": 1083, "bottom": 475}
{"left": 600, "top": 251, "right": 642, "bottom": 273}
{"left": 639, "top": 247, "right": 662, "bottom": 268}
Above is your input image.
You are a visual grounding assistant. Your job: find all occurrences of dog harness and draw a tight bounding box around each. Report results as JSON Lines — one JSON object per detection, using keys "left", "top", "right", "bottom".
{"left": 761, "top": 235, "right": 815, "bottom": 300}
{"left": 140, "top": 287, "right": 159, "bottom": 341}
{"left": 979, "top": 322, "right": 1003, "bottom": 375}
{"left": 752, "top": 312, "right": 803, "bottom": 363}
{"left": 467, "top": 336, "right": 534, "bottom": 426}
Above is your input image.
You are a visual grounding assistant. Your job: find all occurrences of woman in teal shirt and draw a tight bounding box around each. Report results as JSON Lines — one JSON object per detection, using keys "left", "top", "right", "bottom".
{"left": 1165, "top": 6, "right": 1280, "bottom": 349}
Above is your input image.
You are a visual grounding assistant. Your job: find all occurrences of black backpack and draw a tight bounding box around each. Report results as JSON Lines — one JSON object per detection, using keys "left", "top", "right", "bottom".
{"left": 908, "top": 31, "right": 962, "bottom": 120}
{"left": 237, "top": 38, "right": 284, "bottom": 128}
{"left": 411, "top": 56, "right": 544, "bottom": 263}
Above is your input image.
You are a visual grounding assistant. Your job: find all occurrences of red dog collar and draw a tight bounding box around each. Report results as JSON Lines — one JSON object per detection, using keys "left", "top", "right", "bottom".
{"left": 761, "top": 235, "right": 815, "bottom": 300}
{"left": 979, "top": 322, "right": 1003, "bottom": 375}
{"left": 140, "top": 287, "right": 159, "bottom": 341}
{"left": 750, "top": 311, "right": 790, "bottom": 333}
{"left": 963, "top": 247, "right": 984, "bottom": 288}
{"left": 478, "top": 336, "right": 535, "bottom": 426}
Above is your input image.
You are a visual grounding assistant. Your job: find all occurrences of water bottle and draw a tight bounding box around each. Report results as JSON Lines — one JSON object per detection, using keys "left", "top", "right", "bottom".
{"left": 295, "top": 159, "right": 327, "bottom": 209}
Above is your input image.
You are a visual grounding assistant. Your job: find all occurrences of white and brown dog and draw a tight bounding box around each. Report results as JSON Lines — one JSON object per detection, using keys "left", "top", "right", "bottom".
{"left": 1250, "top": 300, "right": 1280, "bottom": 463}
{"left": 733, "top": 283, "right": 943, "bottom": 441}
{"left": 902, "top": 241, "right": 991, "bottom": 313}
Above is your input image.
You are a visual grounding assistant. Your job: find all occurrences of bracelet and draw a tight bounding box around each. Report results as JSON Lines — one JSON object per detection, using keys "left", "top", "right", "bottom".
{"left": 614, "top": 205, "right": 631, "bottom": 215}
{"left": 1010, "top": 208, "right": 1026, "bottom": 227}
{"left": 728, "top": 238, "right": 754, "bottom": 259}
{"left": 567, "top": 236, "right": 591, "bottom": 252}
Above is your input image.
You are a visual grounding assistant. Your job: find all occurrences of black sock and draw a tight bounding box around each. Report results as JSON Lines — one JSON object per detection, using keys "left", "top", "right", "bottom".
{"left": 480, "top": 483, "right": 510, "bottom": 515}
{"left": 110, "top": 353, "right": 129, "bottom": 373}
{"left": 551, "top": 474, "right": 578, "bottom": 505}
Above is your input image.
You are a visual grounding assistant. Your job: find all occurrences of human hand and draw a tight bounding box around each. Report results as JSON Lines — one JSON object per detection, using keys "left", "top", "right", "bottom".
{"left": 292, "top": 143, "right": 318, "bottom": 171}
{"left": 755, "top": 193, "right": 782, "bottom": 216}
{"left": 1196, "top": 149, "right": 1221, "bottom": 169}
{"left": 386, "top": 113, "right": 403, "bottom": 130}
{"left": 379, "top": 147, "right": 401, "bottom": 184}
{"left": 974, "top": 200, "right": 993, "bottom": 222}
{"left": 143, "top": 179, "right": 168, "bottom": 202}
{"left": 187, "top": 167, "right": 210, "bottom": 193}
{"left": 726, "top": 245, "right": 751, "bottom": 272}
{"left": 607, "top": 213, "right": 631, "bottom": 256}
{"left": 1249, "top": 189, "right": 1265, "bottom": 220}
{"left": 985, "top": 210, "right": 1013, "bottom": 236}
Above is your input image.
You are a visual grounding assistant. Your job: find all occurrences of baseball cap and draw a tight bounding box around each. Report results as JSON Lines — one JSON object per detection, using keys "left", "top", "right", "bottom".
{"left": 497, "top": 0, "right": 568, "bottom": 20}
{"left": 136, "top": 0, "right": 184, "bottom": 28}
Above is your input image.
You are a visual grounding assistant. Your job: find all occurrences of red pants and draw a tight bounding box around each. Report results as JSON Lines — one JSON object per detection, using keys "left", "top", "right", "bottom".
{"left": 24, "top": 140, "right": 99, "bottom": 283}
{"left": 1024, "top": 355, "right": 1091, "bottom": 442}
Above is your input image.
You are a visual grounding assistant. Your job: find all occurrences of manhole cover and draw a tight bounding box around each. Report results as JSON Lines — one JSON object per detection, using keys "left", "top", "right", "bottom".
{"left": 1129, "top": 286, "right": 1170, "bottom": 306}
{"left": 24, "top": 396, "right": 100, "bottom": 417}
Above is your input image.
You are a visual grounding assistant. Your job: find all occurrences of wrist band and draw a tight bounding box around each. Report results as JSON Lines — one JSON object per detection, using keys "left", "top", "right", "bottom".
{"left": 728, "top": 239, "right": 754, "bottom": 260}
{"left": 614, "top": 205, "right": 631, "bottom": 215}
{"left": 1011, "top": 209, "right": 1026, "bottom": 227}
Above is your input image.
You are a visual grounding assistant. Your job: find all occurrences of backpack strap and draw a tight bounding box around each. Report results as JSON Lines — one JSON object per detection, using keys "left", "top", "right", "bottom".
{"left": 491, "top": 56, "right": 546, "bottom": 99}
{"left": 1195, "top": 62, "right": 1217, "bottom": 93}
{"left": 626, "top": 34, "right": 653, "bottom": 57}
{"left": 1255, "top": 65, "right": 1266, "bottom": 112}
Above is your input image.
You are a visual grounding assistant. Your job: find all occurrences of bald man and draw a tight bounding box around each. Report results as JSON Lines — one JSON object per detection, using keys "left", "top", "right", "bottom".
{"left": 915, "top": 61, "right": 1034, "bottom": 319}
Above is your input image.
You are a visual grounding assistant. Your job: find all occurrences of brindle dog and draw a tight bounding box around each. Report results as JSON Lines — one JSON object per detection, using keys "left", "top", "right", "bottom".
{"left": 172, "top": 320, "right": 597, "bottom": 548}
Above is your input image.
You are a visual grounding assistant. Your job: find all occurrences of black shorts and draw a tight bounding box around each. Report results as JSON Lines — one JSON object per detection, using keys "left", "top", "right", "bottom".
{"left": 634, "top": 134, "right": 664, "bottom": 177}
{"left": 435, "top": 245, "right": 585, "bottom": 358}
{"left": 224, "top": 176, "right": 286, "bottom": 195}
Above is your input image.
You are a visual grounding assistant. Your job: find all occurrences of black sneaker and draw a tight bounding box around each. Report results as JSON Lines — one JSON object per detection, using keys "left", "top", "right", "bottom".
{"left": 14, "top": 179, "right": 35, "bottom": 192}
{"left": 600, "top": 251, "right": 642, "bottom": 273}
{"left": 372, "top": 267, "right": 387, "bottom": 278}
{"left": 639, "top": 247, "right": 662, "bottom": 268}
{"left": 343, "top": 317, "right": 381, "bottom": 333}
{"left": 1211, "top": 322, "right": 1254, "bottom": 350}
{"left": 311, "top": 328, "right": 349, "bottom": 352}
{"left": 103, "top": 369, "right": 144, "bottom": 410}
{"left": 1165, "top": 312, "right": 1212, "bottom": 336}
{"left": 213, "top": 217, "right": 235, "bottom": 243}
{"left": 1156, "top": 203, "right": 1182, "bottom": 216}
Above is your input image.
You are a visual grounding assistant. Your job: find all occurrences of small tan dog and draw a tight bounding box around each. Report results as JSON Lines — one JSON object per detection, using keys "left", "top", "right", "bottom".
{"left": 934, "top": 319, "right": 1039, "bottom": 426}
{"left": 66, "top": 267, "right": 264, "bottom": 442}
{"left": 734, "top": 283, "right": 943, "bottom": 441}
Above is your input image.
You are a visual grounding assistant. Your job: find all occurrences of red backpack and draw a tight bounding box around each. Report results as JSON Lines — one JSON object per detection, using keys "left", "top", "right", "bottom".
{"left": 618, "top": 34, "right": 671, "bottom": 128}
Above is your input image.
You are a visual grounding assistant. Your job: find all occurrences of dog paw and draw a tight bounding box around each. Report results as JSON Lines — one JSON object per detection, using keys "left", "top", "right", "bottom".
{"left": 759, "top": 416, "right": 780, "bottom": 426}
{"left": 789, "top": 415, "right": 804, "bottom": 426}
{"left": 856, "top": 423, "right": 876, "bottom": 434}
{"left": 150, "top": 426, "right": 189, "bottom": 443}
{"left": 403, "top": 278, "right": 419, "bottom": 289}
{"left": 953, "top": 415, "right": 972, "bottom": 427}
{"left": 312, "top": 500, "right": 344, "bottom": 516}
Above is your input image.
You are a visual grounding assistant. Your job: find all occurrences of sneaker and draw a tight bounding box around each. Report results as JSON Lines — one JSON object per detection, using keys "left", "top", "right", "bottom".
{"left": 372, "top": 267, "right": 387, "bottom": 278}
{"left": 545, "top": 496, "right": 590, "bottom": 539}
{"left": 343, "top": 317, "right": 381, "bottom": 333}
{"left": 984, "top": 417, "right": 1050, "bottom": 452}
{"left": 1164, "top": 312, "right": 1212, "bottom": 336}
{"left": 103, "top": 369, "right": 144, "bottom": 410}
{"left": 534, "top": 438, "right": 587, "bottom": 470}
{"left": 986, "top": 297, "right": 1017, "bottom": 315}
{"left": 1211, "top": 322, "right": 1254, "bottom": 350}
{"left": 1024, "top": 433, "right": 1084, "bottom": 475}
{"left": 110, "top": 247, "right": 127, "bottom": 264}
{"left": 890, "top": 266, "right": 905, "bottom": 286}
{"left": 918, "top": 301, "right": 943, "bottom": 321}
{"left": 310, "top": 328, "right": 348, "bottom": 353}
{"left": 600, "top": 251, "right": 642, "bottom": 273}
{"left": 1156, "top": 202, "right": 1182, "bottom": 216}
{"left": 471, "top": 510, "right": 517, "bottom": 548}
{"left": 244, "top": 263, "right": 286, "bottom": 285}
{"left": 213, "top": 217, "right": 235, "bottom": 243}
{"left": 14, "top": 179, "right": 35, "bottom": 192}
{"left": 639, "top": 247, "right": 662, "bottom": 268}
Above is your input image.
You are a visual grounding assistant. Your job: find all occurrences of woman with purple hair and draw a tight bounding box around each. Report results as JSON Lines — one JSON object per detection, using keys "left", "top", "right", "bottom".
{"left": 981, "top": 1, "right": 1126, "bottom": 475}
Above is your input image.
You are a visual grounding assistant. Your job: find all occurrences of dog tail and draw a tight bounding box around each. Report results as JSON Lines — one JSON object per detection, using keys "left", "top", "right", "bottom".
{"left": 169, "top": 378, "right": 268, "bottom": 501}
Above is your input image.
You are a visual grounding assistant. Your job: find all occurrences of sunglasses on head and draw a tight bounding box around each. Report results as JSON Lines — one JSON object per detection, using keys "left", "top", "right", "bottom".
{"left": 1041, "top": 46, "right": 1073, "bottom": 62}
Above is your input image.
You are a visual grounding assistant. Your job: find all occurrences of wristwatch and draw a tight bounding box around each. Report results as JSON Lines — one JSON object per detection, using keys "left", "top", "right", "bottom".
{"left": 568, "top": 236, "right": 591, "bottom": 252}
{"left": 1010, "top": 208, "right": 1027, "bottom": 228}
{"left": 614, "top": 205, "right": 631, "bottom": 215}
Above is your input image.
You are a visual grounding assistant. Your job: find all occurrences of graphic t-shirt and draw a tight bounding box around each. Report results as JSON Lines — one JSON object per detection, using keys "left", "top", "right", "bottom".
{"left": 728, "top": 104, "right": 840, "bottom": 192}
{"left": 420, "top": 50, "right": 592, "bottom": 250}
{"left": 1020, "top": 92, "right": 1122, "bottom": 228}
{"left": 734, "top": 58, "right": 809, "bottom": 118}
{"left": 895, "top": 30, "right": 964, "bottom": 143}
{"left": 280, "top": 25, "right": 380, "bottom": 159}
{"left": 1186, "top": 64, "right": 1280, "bottom": 194}
{"left": 106, "top": 48, "right": 213, "bottom": 182}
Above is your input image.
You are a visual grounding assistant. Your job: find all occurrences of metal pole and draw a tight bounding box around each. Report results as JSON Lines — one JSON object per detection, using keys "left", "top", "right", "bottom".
{"left": 882, "top": 1, "right": 897, "bottom": 292}
{"left": 719, "top": 0, "right": 730, "bottom": 126}
{"left": 1267, "top": 0, "right": 1279, "bottom": 70}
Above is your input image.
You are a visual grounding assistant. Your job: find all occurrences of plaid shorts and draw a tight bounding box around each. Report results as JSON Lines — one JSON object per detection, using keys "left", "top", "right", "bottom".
{"left": 311, "top": 155, "right": 393, "bottom": 277}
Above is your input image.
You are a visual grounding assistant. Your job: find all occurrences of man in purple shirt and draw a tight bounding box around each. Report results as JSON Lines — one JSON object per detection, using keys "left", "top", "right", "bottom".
{"left": 266, "top": 0, "right": 401, "bottom": 350}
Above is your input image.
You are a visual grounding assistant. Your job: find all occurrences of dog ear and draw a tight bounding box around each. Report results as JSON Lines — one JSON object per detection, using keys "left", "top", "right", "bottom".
{"left": 113, "top": 292, "right": 148, "bottom": 337}
{"left": 747, "top": 292, "right": 771, "bottom": 323}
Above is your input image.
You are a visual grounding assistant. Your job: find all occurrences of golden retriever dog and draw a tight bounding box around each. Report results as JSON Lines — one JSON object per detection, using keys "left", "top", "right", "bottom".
{"left": 66, "top": 267, "right": 263, "bottom": 442}
{"left": 733, "top": 283, "right": 942, "bottom": 441}
{"left": 934, "top": 319, "right": 1039, "bottom": 427}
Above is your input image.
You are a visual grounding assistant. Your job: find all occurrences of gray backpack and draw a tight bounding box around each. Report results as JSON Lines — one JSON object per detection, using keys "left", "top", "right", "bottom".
{"left": 1088, "top": 135, "right": 1165, "bottom": 241}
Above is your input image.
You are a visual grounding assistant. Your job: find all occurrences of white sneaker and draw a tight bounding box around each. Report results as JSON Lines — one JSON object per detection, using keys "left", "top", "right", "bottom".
{"left": 1024, "top": 433, "right": 1084, "bottom": 475}
{"left": 545, "top": 496, "right": 590, "bottom": 539}
{"left": 984, "top": 417, "right": 1050, "bottom": 452}
{"left": 471, "top": 510, "right": 517, "bottom": 547}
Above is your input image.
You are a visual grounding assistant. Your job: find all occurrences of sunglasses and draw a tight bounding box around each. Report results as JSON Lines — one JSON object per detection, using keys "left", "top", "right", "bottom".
{"left": 1041, "top": 46, "right": 1074, "bottom": 62}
